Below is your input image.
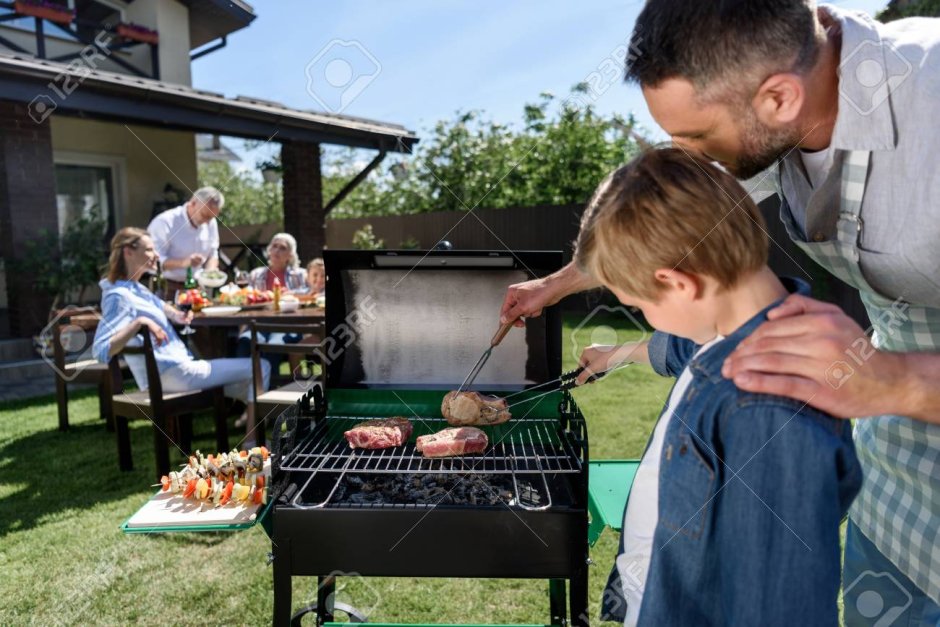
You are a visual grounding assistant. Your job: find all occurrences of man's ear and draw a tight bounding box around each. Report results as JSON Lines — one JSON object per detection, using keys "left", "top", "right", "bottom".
{"left": 752, "top": 73, "right": 804, "bottom": 126}
{"left": 654, "top": 269, "right": 703, "bottom": 300}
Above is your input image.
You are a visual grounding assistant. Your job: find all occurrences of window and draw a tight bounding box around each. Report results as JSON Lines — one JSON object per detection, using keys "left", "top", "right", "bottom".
{"left": 54, "top": 164, "right": 116, "bottom": 240}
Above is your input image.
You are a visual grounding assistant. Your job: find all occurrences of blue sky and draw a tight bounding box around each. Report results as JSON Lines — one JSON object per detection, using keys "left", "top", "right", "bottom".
{"left": 192, "top": 0, "right": 890, "bottom": 167}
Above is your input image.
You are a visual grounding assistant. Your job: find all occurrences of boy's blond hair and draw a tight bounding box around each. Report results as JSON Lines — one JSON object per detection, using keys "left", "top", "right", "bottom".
{"left": 575, "top": 148, "right": 769, "bottom": 301}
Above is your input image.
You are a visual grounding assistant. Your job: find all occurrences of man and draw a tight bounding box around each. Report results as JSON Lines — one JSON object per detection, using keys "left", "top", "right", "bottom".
{"left": 500, "top": 2, "right": 939, "bottom": 624}
{"left": 147, "top": 186, "right": 223, "bottom": 293}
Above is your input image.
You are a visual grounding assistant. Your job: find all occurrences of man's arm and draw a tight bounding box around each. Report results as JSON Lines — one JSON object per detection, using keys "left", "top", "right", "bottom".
{"left": 716, "top": 403, "right": 861, "bottom": 626}
{"left": 722, "top": 294, "right": 940, "bottom": 424}
{"left": 204, "top": 220, "right": 220, "bottom": 271}
{"left": 500, "top": 261, "right": 600, "bottom": 327}
{"left": 576, "top": 340, "right": 650, "bottom": 384}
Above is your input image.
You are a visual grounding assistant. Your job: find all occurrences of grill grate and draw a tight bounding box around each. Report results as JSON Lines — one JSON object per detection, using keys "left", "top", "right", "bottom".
{"left": 279, "top": 416, "right": 583, "bottom": 475}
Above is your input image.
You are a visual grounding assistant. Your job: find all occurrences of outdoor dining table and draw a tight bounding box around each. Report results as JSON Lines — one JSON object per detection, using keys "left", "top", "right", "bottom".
{"left": 188, "top": 306, "right": 325, "bottom": 359}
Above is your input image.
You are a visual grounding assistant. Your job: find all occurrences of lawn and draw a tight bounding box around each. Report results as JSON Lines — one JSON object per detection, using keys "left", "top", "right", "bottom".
{"left": 0, "top": 313, "right": 671, "bottom": 625}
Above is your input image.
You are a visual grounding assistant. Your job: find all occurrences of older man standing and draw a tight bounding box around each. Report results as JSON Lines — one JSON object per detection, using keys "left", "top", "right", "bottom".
{"left": 501, "top": 2, "right": 939, "bottom": 624}
{"left": 147, "top": 187, "right": 223, "bottom": 293}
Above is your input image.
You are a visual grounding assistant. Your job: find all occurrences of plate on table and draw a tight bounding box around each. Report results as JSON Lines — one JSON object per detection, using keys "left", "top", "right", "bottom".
{"left": 200, "top": 305, "right": 241, "bottom": 316}
{"left": 238, "top": 302, "right": 269, "bottom": 310}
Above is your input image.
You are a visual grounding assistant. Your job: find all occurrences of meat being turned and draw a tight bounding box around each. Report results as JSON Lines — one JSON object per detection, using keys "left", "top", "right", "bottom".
{"left": 344, "top": 417, "right": 414, "bottom": 449}
{"left": 416, "top": 427, "right": 489, "bottom": 457}
{"left": 441, "top": 391, "right": 511, "bottom": 426}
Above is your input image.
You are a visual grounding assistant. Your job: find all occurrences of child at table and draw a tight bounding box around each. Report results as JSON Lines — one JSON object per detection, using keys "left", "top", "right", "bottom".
{"left": 573, "top": 149, "right": 862, "bottom": 626}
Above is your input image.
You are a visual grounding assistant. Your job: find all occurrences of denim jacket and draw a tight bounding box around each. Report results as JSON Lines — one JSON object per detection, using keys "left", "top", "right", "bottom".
{"left": 601, "top": 278, "right": 862, "bottom": 626}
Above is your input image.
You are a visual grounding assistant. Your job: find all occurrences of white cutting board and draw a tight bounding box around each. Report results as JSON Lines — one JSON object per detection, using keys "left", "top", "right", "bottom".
{"left": 125, "top": 464, "right": 270, "bottom": 529}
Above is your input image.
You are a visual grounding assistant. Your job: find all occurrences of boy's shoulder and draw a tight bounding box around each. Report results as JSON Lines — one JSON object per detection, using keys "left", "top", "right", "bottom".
{"left": 695, "top": 352, "right": 851, "bottom": 445}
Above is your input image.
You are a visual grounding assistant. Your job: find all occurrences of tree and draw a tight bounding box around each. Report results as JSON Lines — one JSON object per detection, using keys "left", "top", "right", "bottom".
{"left": 324, "top": 85, "right": 649, "bottom": 219}
{"left": 878, "top": 0, "right": 940, "bottom": 20}
{"left": 197, "top": 161, "right": 283, "bottom": 226}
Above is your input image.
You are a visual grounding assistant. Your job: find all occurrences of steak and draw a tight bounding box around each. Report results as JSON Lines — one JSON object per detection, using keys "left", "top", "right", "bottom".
{"left": 416, "top": 427, "right": 489, "bottom": 457}
{"left": 344, "top": 417, "right": 414, "bottom": 449}
{"left": 441, "top": 391, "right": 511, "bottom": 426}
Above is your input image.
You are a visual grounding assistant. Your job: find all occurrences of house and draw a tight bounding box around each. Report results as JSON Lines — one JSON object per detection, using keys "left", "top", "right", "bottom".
{"left": 0, "top": 0, "right": 417, "bottom": 338}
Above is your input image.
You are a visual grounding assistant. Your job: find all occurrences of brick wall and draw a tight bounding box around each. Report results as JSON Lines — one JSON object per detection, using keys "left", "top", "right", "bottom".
{"left": 281, "top": 141, "right": 324, "bottom": 264}
{"left": 0, "top": 100, "right": 59, "bottom": 336}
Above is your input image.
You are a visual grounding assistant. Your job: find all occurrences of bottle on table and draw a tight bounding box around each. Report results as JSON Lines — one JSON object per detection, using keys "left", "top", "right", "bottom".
{"left": 184, "top": 266, "right": 198, "bottom": 290}
{"left": 273, "top": 276, "right": 281, "bottom": 312}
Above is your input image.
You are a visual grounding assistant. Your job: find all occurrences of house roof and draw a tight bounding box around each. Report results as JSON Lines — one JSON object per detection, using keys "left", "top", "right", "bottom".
{"left": 196, "top": 134, "right": 242, "bottom": 162}
{"left": 0, "top": 52, "right": 418, "bottom": 152}
{"left": 182, "top": 0, "right": 257, "bottom": 49}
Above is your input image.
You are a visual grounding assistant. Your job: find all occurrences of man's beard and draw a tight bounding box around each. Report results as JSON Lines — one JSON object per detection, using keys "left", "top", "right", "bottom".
{"left": 729, "top": 110, "right": 801, "bottom": 180}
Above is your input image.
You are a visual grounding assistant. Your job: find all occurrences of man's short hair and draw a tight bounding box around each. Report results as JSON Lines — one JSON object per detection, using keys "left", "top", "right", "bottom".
{"left": 192, "top": 186, "right": 225, "bottom": 209}
{"left": 574, "top": 148, "right": 768, "bottom": 301}
{"left": 626, "top": 0, "right": 822, "bottom": 98}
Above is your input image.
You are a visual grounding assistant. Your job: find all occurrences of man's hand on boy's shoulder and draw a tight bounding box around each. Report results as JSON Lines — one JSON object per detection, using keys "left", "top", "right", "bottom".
{"left": 721, "top": 294, "right": 940, "bottom": 423}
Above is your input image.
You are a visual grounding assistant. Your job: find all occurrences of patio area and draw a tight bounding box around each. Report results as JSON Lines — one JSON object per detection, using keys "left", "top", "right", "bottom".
{"left": 0, "top": 316, "right": 666, "bottom": 624}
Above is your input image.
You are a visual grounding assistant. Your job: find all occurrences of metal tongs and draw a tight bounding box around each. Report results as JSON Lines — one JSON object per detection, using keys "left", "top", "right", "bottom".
{"left": 502, "top": 365, "right": 610, "bottom": 407}
{"left": 456, "top": 320, "right": 516, "bottom": 393}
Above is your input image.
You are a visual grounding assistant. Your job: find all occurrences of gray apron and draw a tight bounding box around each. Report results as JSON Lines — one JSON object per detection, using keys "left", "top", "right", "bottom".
{"left": 777, "top": 150, "right": 940, "bottom": 603}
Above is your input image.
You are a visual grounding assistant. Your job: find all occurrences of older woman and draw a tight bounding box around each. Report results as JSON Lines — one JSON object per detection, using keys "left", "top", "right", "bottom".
{"left": 249, "top": 232, "right": 307, "bottom": 292}
{"left": 93, "top": 227, "right": 270, "bottom": 444}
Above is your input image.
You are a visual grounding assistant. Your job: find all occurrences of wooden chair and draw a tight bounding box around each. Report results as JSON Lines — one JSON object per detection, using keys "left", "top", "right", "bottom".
{"left": 108, "top": 331, "right": 229, "bottom": 480}
{"left": 51, "top": 307, "right": 129, "bottom": 432}
{"left": 250, "top": 322, "right": 324, "bottom": 446}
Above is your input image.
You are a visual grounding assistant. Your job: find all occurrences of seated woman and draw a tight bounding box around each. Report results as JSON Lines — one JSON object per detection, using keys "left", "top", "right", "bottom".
{"left": 249, "top": 233, "right": 307, "bottom": 292}
{"left": 235, "top": 233, "right": 309, "bottom": 416}
{"left": 93, "top": 227, "right": 271, "bottom": 445}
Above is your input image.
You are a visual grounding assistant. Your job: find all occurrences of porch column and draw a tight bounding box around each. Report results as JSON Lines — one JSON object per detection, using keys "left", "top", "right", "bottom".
{"left": 0, "top": 100, "right": 58, "bottom": 337}
{"left": 281, "top": 141, "right": 325, "bottom": 264}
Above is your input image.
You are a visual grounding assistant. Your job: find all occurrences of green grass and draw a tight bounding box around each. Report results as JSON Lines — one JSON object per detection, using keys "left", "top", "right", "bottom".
{"left": 0, "top": 314, "right": 671, "bottom": 625}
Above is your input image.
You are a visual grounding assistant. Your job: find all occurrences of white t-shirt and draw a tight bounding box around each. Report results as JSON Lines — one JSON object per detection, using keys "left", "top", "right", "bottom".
{"left": 799, "top": 145, "right": 835, "bottom": 190}
{"left": 617, "top": 335, "right": 724, "bottom": 626}
{"left": 147, "top": 205, "right": 220, "bottom": 282}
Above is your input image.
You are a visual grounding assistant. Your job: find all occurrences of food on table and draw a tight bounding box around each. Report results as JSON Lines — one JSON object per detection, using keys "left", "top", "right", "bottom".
{"left": 217, "top": 285, "right": 273, "bottom": 307}
{"left": 158, "top": 446, "right": 270, "bottom": 507}
{"left": 416, "top": 427, "right": 489, "bottom": 457}
{"left": 344, "top": 417, "right": 414, "bottom": 449}
{"left": 201, "top": 270, "right": 226, "bottom": 281}
{"left": 176, "top": 287, "right": 210, "bottom": 311}
{"left": 441, "top": 391, "right": 511, "bottom": 426}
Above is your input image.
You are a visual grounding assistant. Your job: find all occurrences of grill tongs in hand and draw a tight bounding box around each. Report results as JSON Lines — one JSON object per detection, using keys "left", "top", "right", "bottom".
{"left": 500, "top": 365, "right": 610, "bottom": 409}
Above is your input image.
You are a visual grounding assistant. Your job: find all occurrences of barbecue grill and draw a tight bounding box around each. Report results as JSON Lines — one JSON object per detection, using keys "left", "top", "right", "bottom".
{"left": 267, "top": 250, "right": 591, "bottom": 627}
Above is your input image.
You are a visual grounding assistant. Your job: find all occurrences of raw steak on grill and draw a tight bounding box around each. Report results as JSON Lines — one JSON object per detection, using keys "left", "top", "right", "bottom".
{"left": 344, "top": 417, "right": 413, "bottom": 449}
{"left": 416, "top": 427, "right": 489, "bottom": 457}
{"left": 441, "top": 391, "right": 511, "bottom": 426}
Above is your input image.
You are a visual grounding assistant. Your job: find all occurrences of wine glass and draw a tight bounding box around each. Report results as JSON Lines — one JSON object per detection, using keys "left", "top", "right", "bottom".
{"left": 234, "top": 269, "right": 250, "bottom": 288}
{"left": 174, "top": 289, "right": 196, "bottom": 335}
{"left": 286, "top": 271, "right": 308, "bottom": 294}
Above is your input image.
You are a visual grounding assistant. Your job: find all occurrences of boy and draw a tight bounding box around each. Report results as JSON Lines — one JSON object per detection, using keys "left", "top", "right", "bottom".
{"left": 573, "top": 149, "right": 862, "bottom": 626}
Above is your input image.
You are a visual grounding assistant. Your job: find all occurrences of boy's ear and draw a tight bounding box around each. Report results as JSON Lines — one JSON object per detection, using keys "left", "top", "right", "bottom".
{"left": 752, "top": 72, "right": 804, "bottom": 126}
{"left": 654, "top": 269, "right": 703, "bottom": 299}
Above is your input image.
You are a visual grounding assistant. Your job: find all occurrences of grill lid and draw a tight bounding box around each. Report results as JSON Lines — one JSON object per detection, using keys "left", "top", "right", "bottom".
{"left": 322, "top": 250, "right": 563, "bottom": 391}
